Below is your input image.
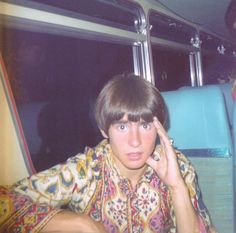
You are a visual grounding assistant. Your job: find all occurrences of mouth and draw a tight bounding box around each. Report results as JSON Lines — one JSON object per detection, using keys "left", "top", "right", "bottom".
{"left": 127, "top": 152, "right": 143, "bottom": 161}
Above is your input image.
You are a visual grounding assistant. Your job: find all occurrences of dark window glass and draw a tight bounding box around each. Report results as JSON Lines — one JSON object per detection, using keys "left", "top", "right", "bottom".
{"left": 200, "top": 32, "right": 222, "bottom": 52}
{"left": 152, "top": 46, "right": 191, "bottom": 91}
{"left": 200, "top": 31, "right": 236, "bottom": 84}
{"left": 202, "top": 53, "right": 236, "bottom": 84}
{"left": 1, "top": 27, "right": 133, "bottom": 172}
{"left": 149, "top": 11, "right": 197, "bottom": 44}
{"left": 5, "top": 0, "right": 140, "bottom": 31}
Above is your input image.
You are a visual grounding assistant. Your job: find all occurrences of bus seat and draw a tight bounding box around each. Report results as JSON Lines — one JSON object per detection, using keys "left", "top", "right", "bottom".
{"left": 218, "top": 83, "right": 234, "bottom": 129}
{"left": 18, "top": 102, "right": 48, "bottom": 161}
{"left": 161, "top": 86, "right": 234, "bottom": 233}
{"left": 232, "top": 104, "right": 236, "bottom": 165}
{"left": 179, "top": 83, "right": 234, "bottom": 130}
{"left": 161, "top": 85, "right": 233, "bottom": 156}
{"left": 232, "top": 95, "right": 236, "bottom": 233}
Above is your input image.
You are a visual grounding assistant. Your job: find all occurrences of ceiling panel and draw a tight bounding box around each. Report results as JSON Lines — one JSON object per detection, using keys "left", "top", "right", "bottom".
{"left": 154, "top": 0, "right": 235, "bottom": 43}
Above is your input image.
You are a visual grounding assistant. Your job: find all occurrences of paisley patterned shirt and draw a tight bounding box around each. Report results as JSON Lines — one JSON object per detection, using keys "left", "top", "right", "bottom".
{"left": 0, "top": 139, "right": 215, "bottom": 233}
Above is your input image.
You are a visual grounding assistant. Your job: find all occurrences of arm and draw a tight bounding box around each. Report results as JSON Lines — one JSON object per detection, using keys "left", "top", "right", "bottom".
{"left": 1, "top": 143, "right": 105, "bottom": 233}
{"left": 0, "top": 185, "right": 61, "bottom": 233}
{"left": 175, "top": 153, "right": 217, "bottom": 233}
{"left": 0, "top": 188, "right": 106, "bottom": 233}
{"left": 169, "top": 182, "right": 199, "bottom": 233}
{"left": 146, "top": 118, "right": 214, "bottom": 233}
{"left": 40, "top": 210, "right": 106, "bottom": 233}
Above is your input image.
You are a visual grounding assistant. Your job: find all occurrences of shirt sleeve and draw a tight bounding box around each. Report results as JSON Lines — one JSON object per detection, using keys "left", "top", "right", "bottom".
{"left": 12, "top": 162, "right": 82, "bottom": 207}
{"left": 0, "top": 185, "right": 61, "bottom": 233}
{"left": 176, "top": 151, "right": 217, "bottom": 233}
{"left": 0, "top": 144, "right": 103, "bottom": 233}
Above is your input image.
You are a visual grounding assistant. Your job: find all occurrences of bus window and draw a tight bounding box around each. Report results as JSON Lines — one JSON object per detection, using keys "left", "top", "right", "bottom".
{"left": 149, "top": 11, "right": 196, "bottom": 45}
{"left": 152, "top": 46, "right": 191, "bottom": 91}
{"left": 10, "top": 0, "right": 140, "bottom": 32}
{"left": 149, "top": 10, "right": 196, "bottom": 91}
{"left": 201, "top": 53, "right": 236, "bottom": 84}
{"left": 1, "top": 27, "right": 133, "bottom": 172}
{"left": 200, "top": 31, "right": 236, "bottom": 84}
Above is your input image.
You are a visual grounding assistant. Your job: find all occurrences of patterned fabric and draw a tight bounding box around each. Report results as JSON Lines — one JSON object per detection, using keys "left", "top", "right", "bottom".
{"left": 0, "top": 186, "right": 61, "bottom": 233}
{"left": 0, "top": 139, "right": 215, "bottom": 232}
{"left": 88, "top": 146, "right": 172, "bottom": 233}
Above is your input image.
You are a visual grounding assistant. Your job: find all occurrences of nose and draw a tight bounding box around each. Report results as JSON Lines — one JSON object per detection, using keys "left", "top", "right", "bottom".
{"left": 128, "top": 126, "right": 141, "bottom": 147}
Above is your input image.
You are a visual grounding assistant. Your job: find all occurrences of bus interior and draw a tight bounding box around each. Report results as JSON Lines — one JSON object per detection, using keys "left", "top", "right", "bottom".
{"left": 0, "top": 1, "right": 236, "bottom": 232}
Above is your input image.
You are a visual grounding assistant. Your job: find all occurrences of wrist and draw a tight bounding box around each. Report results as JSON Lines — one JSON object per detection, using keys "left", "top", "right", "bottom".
{"left": 169, "top": 179, "right": 187, "bottom": 192}
{"left": 169, "top": 181, "right": 189, "bottom": 198}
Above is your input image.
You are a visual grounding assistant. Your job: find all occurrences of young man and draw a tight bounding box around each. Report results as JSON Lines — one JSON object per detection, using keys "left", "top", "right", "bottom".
{"left": 0, "top": 74, "right": 216, "bottom": 233}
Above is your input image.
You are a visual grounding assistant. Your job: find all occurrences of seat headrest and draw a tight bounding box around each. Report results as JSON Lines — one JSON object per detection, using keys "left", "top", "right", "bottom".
{"left": 161, "top": 86, "right": 233, "bottom": 156}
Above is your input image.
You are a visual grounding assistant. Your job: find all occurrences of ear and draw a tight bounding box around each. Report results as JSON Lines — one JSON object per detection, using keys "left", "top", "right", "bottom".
{"left": 100, "top": 129, "right": 108, "bottom": 138}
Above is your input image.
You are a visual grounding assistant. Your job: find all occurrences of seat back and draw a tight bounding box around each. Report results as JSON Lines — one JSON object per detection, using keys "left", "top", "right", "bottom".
{"left": 162, "top": 85, "right": 233, "bottom": 156}
{"left": 161, "top": 85, "right": 234, "bottom": 233}
{"left": 218, "top": 83, "right": 234, "bottom": 128}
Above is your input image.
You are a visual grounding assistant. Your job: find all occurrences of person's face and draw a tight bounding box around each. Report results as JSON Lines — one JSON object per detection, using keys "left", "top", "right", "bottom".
{"left": 101, "top": 114, "right": 157, "bottom": 175}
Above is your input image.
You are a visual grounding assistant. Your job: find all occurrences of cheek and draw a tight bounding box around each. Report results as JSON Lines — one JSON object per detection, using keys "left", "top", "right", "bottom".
{"left": 108, "top": 132, "right": 125, "bottom": 148}
{"left": 145, "top": 129, "right": 157, "bottom": 140}
{"left": 143, "top": 131, "right": 157, "bottom": 146}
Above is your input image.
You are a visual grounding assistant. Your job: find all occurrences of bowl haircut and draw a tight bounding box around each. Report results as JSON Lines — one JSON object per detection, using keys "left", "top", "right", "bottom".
{"left": 94, "top": 73, "right": 168, "bottom": 134}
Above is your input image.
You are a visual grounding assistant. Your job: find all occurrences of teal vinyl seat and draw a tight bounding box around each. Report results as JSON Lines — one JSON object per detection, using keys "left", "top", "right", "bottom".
{"left": 233, "top": 103, "right": 236, "bottom": 163}
{"left": 161, "top": 85, "right": 233, "bottom": 157}
{"left": 218, "top": 83, "right": 234, "bottom": 129}
{"left": 161, "top": 85, "right": 234, "bottom": 233}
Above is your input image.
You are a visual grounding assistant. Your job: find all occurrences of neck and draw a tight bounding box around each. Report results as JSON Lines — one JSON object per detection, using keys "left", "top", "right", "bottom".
{"left": 129, "top": 169, "right": 146, "bottom": 188}
{"left": 113, "top": 157, "right": 147, "bottom": 188}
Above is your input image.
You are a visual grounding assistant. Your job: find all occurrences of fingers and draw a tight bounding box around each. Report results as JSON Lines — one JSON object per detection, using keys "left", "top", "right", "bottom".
{"left": 153, "top": 117, "right": 172, "bottom": 148}
{"left": 146, "top": 156, "right": 156, "bottom": 168}
{"left": 146, "top": 152, "right": 163, "bottom": 174}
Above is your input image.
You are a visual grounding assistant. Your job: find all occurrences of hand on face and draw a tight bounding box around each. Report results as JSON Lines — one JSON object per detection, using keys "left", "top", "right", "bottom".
{"left": 146, "top": 117, "right": 184, "bottom": 189}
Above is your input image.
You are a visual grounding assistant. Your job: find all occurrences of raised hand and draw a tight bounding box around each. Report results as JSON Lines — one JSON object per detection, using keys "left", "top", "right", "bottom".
{"left": 146, "top": 117, "right": 185, "bottom": 189}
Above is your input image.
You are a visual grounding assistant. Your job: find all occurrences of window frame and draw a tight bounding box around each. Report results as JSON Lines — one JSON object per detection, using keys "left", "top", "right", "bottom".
{"left": 0, "top": 1, "right": 148, "bottom": 174}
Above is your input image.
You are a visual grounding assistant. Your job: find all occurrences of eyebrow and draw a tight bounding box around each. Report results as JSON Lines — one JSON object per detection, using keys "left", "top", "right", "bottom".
{"left": 112, "top": 120, "right": 129, "bottom": 125}
{"left": 112, "top": 119, "right": 151, "bottom": 125}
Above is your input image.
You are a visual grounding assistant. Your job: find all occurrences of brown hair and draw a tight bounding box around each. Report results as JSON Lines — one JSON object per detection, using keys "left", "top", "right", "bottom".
{"left": 94, "top": 73, "right": 167, "bottom": 134}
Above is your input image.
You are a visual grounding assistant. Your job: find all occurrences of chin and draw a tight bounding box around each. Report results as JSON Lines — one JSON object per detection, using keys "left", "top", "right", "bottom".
{"left": 126, "top": 162, "right": 146, "bottom": 170}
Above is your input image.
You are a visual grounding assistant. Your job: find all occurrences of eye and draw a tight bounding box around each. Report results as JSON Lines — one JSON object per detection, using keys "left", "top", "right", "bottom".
{"left": 141, "top": 122, "right": 151, "bottom": 130}
{"left": 117, "top": 124, "right": 127, "bottom": 131}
